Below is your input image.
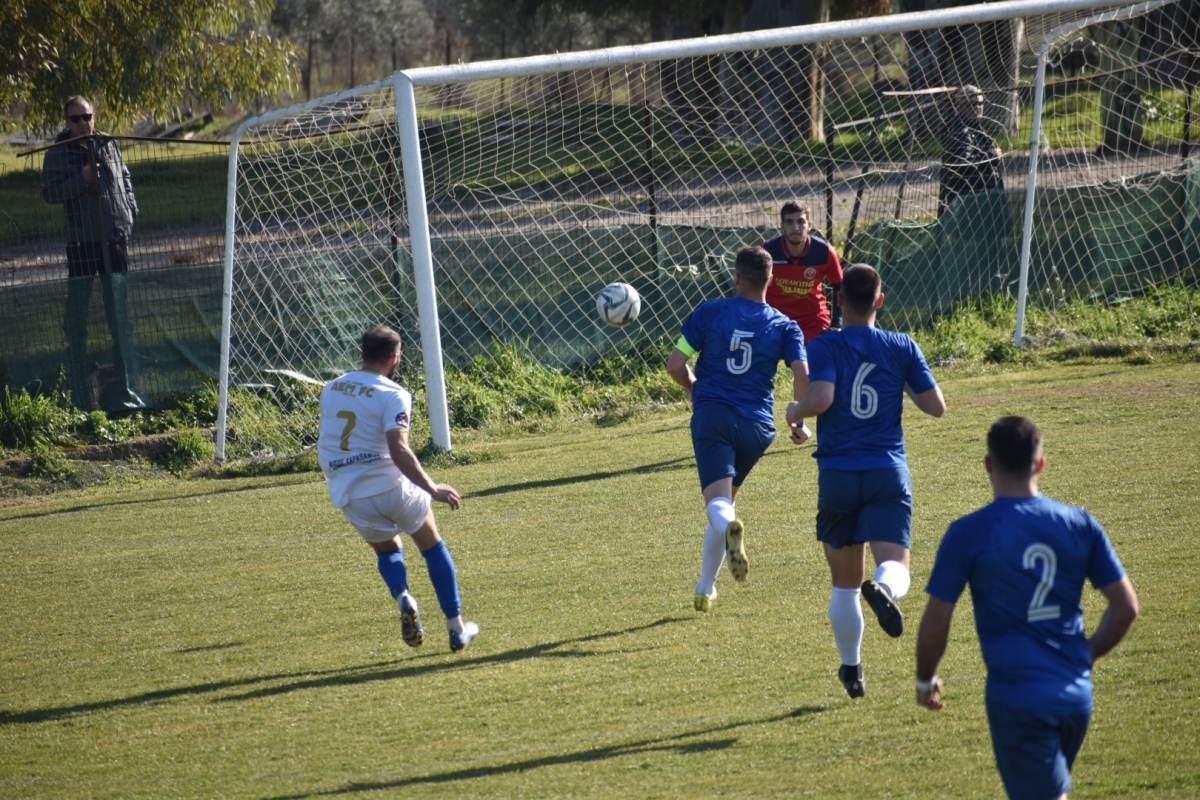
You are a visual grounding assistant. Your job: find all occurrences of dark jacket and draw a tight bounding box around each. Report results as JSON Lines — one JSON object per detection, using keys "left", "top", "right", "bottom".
{"left": 938, "top": 121, "right": 1004, "bottom": 217}
{"left": 41, "top": 130, "right": 138, "bottom": 243}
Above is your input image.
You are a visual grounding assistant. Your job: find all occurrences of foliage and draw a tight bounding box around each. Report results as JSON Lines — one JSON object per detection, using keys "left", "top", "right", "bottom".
{"left": 0, "top": 386, "right": 73, "bottom": 451}
{"left": 28, "top": 441, "right": 74, "bottom": 480}
{"left": 910, "top": 283, "right": 1200, "bottom": 369}
{"left": 1, "top": 0, "right": 298, "bottom": 134}
{"left": 164, "top": 428, "right": 217, "bottom": 475}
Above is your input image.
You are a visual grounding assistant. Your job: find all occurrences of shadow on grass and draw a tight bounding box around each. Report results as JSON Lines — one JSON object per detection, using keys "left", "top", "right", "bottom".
{"left": 0, "top": 618, "right": 683, "bottom": 726}
{"left": 467, "top": 456, "right": 693, "bottom": 499}
{"left": 217, "top": 617, "right": 685, "bottom": 702}
{"left": 269, "top": 705, "right": 826, "bottom": 798}
{"left": 0, "top": 478, "right": 320, "bottom": 522}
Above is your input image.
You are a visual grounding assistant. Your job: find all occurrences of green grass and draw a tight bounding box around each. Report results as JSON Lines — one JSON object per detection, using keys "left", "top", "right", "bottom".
{"left": 1, "top": 360, "right": 1198, "bottom": 797}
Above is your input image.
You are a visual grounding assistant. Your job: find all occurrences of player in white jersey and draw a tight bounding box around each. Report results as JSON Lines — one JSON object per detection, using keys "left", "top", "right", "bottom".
{"left": 318, "top": 325, "right": 479, "bottom": 652}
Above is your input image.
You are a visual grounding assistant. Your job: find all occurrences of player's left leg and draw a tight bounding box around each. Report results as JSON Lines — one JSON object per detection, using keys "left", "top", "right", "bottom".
{"left": 860, "top": 467, "right": 913, "bottom": 638}
{"left": 818, "top": 468, "right": 868, "bottom": 697}
{"left": 411, "top": 513, "right": 479, "bottom": 652}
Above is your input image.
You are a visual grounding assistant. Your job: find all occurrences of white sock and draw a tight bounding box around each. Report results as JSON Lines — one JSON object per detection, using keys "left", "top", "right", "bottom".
{"left": 446, "top": 615, "right": 464, "bottom": 634}
{"left": 695, "top": 523, "right": 725, "bottom": 597}
{"left": 829, "top": 587, "right": 864, "bottom": 666}
{"left": 705, "top": 498, "right": 736, "bottom": 536}
{"left": 874, "top": 560, "right": 911, "bottom": 601}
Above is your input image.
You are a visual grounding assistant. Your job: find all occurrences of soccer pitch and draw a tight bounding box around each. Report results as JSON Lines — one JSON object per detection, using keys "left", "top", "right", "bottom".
{"left": 2, "top": 361, "right": 1198, "bottom": 798}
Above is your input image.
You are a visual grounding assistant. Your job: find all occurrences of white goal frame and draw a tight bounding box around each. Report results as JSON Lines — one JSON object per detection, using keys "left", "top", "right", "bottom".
{"left": 217, "top": 0, "right": 1164, "bottom": 459}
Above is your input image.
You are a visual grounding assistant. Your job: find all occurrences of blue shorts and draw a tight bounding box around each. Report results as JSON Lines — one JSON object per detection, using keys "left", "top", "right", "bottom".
{"left": 815, "top": 467, "right": 912, "bottom": 549}
{"left": 987, "top": 704, "right": 1090, "bottom": 800}
{"left": 690, "top": 404, "right": 775, "bottom": 491}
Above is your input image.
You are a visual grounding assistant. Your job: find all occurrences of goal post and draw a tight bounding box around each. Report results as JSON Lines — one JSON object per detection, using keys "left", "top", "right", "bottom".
{"left": 218, "top": 0, "right": 1194, "bottom": 460}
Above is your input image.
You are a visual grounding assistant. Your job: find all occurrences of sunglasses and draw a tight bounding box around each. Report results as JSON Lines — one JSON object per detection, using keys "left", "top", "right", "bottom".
{"left": 69, "top": 113, "right": 94, "bottom": 123}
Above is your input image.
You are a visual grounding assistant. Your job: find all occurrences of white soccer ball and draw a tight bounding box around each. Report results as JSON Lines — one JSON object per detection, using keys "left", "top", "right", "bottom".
{"left": 596, "top": 282, "right": 641, "bottom": 328}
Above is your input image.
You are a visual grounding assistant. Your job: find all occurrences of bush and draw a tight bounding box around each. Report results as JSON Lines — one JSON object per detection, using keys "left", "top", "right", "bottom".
{"left": 0, "top": 387, "right": 73, "bottom": 451}
{"left": 164, "top": 429, "right": 217, "bottom": 475}
{"left": 28, "top": 442, "right": 73, "bottom": 481}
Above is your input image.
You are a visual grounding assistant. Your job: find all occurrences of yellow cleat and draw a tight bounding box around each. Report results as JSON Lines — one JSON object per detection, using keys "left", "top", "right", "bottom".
{"left": 694, "top": 592, "right": 715, "bottom": 613}
{"left": 725, "top": 519, "right": 748, "bottom": 582}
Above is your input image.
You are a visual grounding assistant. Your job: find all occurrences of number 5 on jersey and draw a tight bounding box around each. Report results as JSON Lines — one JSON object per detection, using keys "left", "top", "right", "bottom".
{"left": 727, "top": 329, "right": 753, "bottom": 375}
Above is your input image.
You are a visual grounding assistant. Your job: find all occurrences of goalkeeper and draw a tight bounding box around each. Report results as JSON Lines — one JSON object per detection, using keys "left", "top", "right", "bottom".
{"left": 761, "top": 200, "right": 844, "bottom": 343}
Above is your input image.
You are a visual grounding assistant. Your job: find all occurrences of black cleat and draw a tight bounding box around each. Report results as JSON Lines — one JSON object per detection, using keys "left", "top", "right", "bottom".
{"left": 839, "top": 664, "right": 865, "bottom": 698}
{"left": 862, "top": 580, "right": 904, "bottom": 638}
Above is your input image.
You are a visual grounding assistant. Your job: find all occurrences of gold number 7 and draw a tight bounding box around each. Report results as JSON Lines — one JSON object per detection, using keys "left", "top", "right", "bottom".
{"left": 336, "top": 410, "right": 357, "bottom": 451}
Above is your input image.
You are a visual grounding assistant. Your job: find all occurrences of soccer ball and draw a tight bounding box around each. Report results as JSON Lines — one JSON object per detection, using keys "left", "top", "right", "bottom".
{"left": 596, "top": 282, "right": 641, "bottom": 327}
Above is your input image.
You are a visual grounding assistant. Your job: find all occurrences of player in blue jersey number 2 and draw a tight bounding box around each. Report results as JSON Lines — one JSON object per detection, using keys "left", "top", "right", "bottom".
{"left": 786, "top": 264, "right": 946, "bottom": 698}
{"left": 916, "top": 417, "right": 1139, "bottom": 800}
{"left": 667, "top": 246, "right": 811, "bottom": 613}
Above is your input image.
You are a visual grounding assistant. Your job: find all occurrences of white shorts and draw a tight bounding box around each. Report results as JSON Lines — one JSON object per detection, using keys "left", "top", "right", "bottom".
{"left": 340, "top": 483, "right": 432, "bottom": 543}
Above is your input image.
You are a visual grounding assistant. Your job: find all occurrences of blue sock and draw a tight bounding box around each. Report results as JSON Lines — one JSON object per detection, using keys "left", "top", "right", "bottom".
{"left": 376, "top": 549, "right": 409, "bottom": 600}
{"left": 421, "top": 540, "right": 462, "bottom": 618}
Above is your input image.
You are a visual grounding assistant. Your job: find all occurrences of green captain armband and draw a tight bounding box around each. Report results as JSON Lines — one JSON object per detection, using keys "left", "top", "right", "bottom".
{"left": 675, "top": 335, "right": 698, "bottom": 357}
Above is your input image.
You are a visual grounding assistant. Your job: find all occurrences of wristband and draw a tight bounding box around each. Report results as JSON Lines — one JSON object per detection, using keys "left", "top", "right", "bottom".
{"left": 915, "top": 676, "right": 938, "bottom": 693}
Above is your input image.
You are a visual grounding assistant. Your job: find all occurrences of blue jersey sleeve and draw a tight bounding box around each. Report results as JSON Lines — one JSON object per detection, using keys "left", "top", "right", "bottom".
{"left": 904, "top": 338, "right": 937, "bottom": 395}
{"left": 1085, "top": 512, "right": 1126, "bottom": 589}
{"left": 679, "top": 306, "right": 706, "bottom": 355}
{"left": 784, "top": 320, "right": 807, "bottom": 366}
{"left": 806, "top": 336, "right": 835, "bottom": 383}
{"left": 926, "top": 520, "right": 975, "bottom": 604}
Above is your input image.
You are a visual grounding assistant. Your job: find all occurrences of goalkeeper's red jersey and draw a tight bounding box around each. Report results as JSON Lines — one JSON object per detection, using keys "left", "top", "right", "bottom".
{"left": 761, "top": 233, "right": 843, "bottom": 343}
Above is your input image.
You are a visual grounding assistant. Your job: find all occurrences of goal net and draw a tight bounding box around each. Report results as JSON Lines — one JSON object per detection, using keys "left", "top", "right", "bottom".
{"left": 219, "top": 0, "right": 1197, "bottom": 457}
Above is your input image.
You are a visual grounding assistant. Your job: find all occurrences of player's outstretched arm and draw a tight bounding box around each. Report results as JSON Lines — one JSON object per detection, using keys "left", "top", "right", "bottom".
{"left": 915, "top": 597, "right": 955, "bottom": 710}
{"left": 386, "top": 429, "right": 462, "bottom": 510}
{"left": 1089, "top": 575, "right": 1139, "bottom": 665}
{"left": 906, "top": 383, "right": 946, "bottom": 418}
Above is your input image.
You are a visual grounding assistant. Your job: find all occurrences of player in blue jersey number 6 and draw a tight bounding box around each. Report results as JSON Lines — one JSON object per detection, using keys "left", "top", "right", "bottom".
{"left": 318, "top": 325, "right": 479, "bottom": 652}
{"left": 667, "top": 246, "right": 810, "bottom": 613}
{"left": 786, "top": 263, "right": 945, "bottom": 698}
{"left": 916, "top": 417, "right": 1138, "bottom": 800}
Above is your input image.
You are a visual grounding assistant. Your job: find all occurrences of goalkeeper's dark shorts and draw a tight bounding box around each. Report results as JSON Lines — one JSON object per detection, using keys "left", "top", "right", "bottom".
{"left": 816, "top": 466, "right": 912, "bottom": 549}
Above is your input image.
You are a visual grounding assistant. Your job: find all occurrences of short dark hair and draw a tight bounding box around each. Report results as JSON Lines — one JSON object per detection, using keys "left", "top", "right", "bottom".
{"left": 987, "top": 416, "right": 1043, "bottom": 476}
{"left": 361, "top": 325, "right": 401, "bottom": 363}
{"left": 64, "top": 96, "right": 93, "bottom": 117}
{"left": 734, "top": 246, "right": 772, "bottom": 291}
{"left": 780, "top": 201, "right": 810, "bottom": 223}
{"left": 840, "top": 264, "right": 882, "bottom": 314}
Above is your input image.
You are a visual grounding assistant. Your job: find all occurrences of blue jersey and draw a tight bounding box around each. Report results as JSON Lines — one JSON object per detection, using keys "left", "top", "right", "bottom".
{"left": 680, "top": 296, "right": 806, "bottom": 426}
{"left": 807, "top": 326, "right": 936, "bottom": 470}
{"left": 926, "top": 496, "right": 1126, "bottom": 714}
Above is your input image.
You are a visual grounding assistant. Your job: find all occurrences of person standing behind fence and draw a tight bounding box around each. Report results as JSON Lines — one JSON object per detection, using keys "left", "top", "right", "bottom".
{"left": 41, "top": 96, "right": 143, "bottom": 411}
{"left": 938, "top": 85, "right": 1004, "bottom": 218}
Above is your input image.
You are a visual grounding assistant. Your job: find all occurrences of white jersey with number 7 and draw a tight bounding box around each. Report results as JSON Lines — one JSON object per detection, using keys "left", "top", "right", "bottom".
{"left": 318, "top": 370, "right": 413, "bottom": 508}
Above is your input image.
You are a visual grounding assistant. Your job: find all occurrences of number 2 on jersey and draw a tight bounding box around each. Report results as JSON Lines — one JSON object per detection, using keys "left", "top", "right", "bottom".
{"left": 336, "top": 410, "right": 357, "bottom": 451}
{"left": 1023, "top": 543, "right": 1062, "bottom": 622}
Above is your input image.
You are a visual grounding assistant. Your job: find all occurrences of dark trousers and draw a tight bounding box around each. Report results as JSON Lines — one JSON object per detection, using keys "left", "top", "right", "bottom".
{"left": 63, "top": 239, "right": 138, "bottom": 405}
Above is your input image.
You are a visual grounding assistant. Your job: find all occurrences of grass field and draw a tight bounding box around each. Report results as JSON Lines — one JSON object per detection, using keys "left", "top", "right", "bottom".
{"left": 2, "top": 360, "right": 1199, "bottom": 797}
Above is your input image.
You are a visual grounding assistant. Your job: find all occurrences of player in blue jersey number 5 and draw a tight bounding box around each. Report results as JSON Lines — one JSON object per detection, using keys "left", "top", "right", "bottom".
{"left": 667, "top": 246, "right": 810, "bottom": 614}
{"left": 916, "top": 417, "right": 1138, "bottom": 800}
{"left": 786, "top": 263, "right": 945, "bottom": 698}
